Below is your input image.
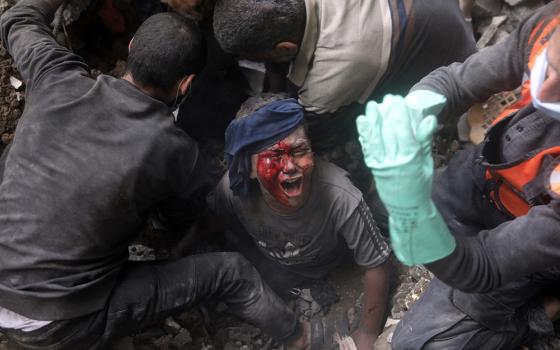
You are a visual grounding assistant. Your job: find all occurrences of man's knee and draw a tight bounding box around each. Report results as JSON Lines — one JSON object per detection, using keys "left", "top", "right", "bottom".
{"left": 213, "top": 252, "right": 260, "bottom": 282}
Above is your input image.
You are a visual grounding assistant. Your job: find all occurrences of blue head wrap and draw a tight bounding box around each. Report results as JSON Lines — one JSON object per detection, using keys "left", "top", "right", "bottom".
{"left": 224, "top": 98, "right": 304, "bottom": 197}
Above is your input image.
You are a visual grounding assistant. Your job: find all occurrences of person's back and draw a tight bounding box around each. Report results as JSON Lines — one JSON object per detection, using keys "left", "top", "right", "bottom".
{"left": 0, "top": 1, "right": 204, "bottom": 320}
{"left": 0, "top": 3, "right": 317, "bottom": 349}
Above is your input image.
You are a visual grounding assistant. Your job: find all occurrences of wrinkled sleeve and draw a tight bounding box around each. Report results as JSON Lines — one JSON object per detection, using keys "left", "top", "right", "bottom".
{"left": 0, "top": 0, "right": 89, "bottom": 91}
{"left": 206, "top": 173, "right": 235, "bottom": 216}
{"left": 410, "top": 4, "right": 549, "bottom": 124}
{"left": 152, "top": 133, "right": 204, "bottom": 231}
{"left": 427, "top": 203, "right": 560, "bottom": 293}
{"left": 340, "top": 199, "right": 391, "bottom": 268}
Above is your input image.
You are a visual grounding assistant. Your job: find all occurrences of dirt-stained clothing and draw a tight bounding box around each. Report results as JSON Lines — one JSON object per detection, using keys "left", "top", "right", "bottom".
{"left": 392, "top": 4, "right": 560, "bottom": 349}
{"left": 208, "top": 160, "right": 391, "bottom": 282}
{"left": 0, "top": 0, "right": 300, "bottom": 347}
{"left": 291, "top": 0, "right": 476, "bottom": 115}
{"left": 299, "top": 0, "right": 476, "bottom": 233}
{"left": 0, "top": 0, "right": 198, "bottom": 320}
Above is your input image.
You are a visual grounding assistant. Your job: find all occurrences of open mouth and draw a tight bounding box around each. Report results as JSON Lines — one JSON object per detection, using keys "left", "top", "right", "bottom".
{"left": 281, "top": 177, "right": 303, "bottom": 197}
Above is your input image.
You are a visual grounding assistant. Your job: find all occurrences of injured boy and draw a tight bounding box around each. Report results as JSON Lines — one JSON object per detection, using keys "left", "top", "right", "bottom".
{"left": 207, "top": 94, "right": 391, "bottom": 350}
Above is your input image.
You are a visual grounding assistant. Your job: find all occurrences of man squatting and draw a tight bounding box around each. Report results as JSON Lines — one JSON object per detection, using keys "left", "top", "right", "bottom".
{"left": 0, "top": 0, "right": 314, "bottom": 348}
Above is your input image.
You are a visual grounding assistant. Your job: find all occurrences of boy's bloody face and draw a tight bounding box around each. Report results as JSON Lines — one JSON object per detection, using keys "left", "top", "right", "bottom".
{"left": 252, "top": 127, "right": 314, "bottom": 209}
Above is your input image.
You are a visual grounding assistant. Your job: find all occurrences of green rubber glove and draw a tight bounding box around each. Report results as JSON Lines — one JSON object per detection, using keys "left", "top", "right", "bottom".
{"left": 404, "top": 90, "right": 447, "bottom": 119}
{"left": 356, "top": 94, "right": 455, "bottom": 265}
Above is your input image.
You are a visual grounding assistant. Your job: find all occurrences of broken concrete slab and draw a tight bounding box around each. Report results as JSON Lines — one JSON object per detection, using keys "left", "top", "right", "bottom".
{"left": 504, "top": 0, "right": 528, "bottom": 6}
{"left": 472, "top": 0, "right": 503, "bottom": 19}
{"left": 477, "top": 15, "right": 508, "bottom": 49}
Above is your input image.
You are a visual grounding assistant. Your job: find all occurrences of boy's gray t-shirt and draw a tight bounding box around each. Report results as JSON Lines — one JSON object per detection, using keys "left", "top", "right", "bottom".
{"left": 209, "top": 160, "right": 391, "bottom": 278}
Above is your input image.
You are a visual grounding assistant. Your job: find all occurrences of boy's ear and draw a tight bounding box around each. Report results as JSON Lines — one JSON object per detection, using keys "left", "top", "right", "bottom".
{"left": 250, "top": 154, "right": 259, "bottom": 179}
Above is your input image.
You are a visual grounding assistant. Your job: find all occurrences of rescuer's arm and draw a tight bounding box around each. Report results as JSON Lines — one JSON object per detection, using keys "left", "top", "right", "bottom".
{"left": 0, "top": 0, "right": 89, "bottom": 90}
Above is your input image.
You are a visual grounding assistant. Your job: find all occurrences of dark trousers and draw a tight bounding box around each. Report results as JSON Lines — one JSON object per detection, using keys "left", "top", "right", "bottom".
{"left": 0, "top": 252, "right": 299, "bottom": 350}
{"left": 392, "top": 148, "right": 557, "bottom": 350}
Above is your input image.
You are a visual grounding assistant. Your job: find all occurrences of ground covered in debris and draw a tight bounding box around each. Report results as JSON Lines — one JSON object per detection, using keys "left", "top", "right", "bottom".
{"left": 1, "top": 0, "right": 560, "bottom": 349}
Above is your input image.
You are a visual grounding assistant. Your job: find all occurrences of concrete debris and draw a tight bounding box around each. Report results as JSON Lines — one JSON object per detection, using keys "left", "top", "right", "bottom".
{"left": 128, "top": 244, "right": 156, "bottom": 261}
{"left": 9, "top": 76, "right": 22, "bottom": 90}
{"left": 476, "top": 15, "right": 508, "bottom": 49}
{"left": 152, "top": 334, "right": 173, "bottom": 349}
{"left": 472, "top": 0, "right": 503, "bottom": 19}
{"left": 169, "top": 329, "right": 193, "bottom": 348}
{"left": 163, "top": 317, "right": 182, "bottom": 336}
{"left": 504, "top": 0, "right": 529, "bottom": 6}
{"left": 373, "top": 324, "right": 397, "bottom": 350}
{"left": 0, "top": 0, "right": 13, "bottom": 15}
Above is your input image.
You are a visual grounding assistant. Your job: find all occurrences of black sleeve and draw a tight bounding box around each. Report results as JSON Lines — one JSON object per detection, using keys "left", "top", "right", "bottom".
{"left": 340, "top": 199, "right": 391, "bottom": 268}
{"left": 427, "top": 202, "right": 560, "bottom": 293}
{"left": 410, "top": 3, "right": 550, "bottom": 124}
{"left": 0, "top": 0, "right": 89, "bottom": 91}
{"left": 153, "top": 133, "right": 203, "bottom": 231}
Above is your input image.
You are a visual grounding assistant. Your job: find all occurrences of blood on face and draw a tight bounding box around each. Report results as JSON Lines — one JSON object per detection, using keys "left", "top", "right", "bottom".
{"left": 255, "top": 132, "right": 314, "bottom": 208}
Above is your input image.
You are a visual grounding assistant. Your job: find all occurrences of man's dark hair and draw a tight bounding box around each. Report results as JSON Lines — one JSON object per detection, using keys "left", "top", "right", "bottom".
{"left": 127, "top": 13, "right": 206, "bottom": 92}
{"left": 213, "top": 0, "right": 305, "bottom": 55}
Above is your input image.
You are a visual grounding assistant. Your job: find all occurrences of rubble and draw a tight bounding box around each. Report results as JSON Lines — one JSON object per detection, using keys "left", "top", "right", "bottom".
{"left": 473, "top": 0, "right": 547, "bottom": 48}
{"left": 1, "top": 0, "right": 559, "bottom": 349}
{"left": 476, "top": 15, "right": 508, "bottom": 49}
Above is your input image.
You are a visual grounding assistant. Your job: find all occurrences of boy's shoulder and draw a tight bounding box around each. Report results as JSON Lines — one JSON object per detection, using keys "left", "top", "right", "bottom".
{"left": 313, "top": 160, "right": 363, "bottom": 203}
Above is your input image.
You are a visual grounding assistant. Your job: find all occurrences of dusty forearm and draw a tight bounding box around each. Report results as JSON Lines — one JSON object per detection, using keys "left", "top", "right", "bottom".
{"left": 357, "top": 264, "right": 390, "bottom": 337}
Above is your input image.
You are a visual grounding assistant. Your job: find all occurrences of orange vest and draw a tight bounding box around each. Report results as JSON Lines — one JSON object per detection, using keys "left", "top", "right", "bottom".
{"left": 484, "top": 17, "right": 560, "bottom": 218}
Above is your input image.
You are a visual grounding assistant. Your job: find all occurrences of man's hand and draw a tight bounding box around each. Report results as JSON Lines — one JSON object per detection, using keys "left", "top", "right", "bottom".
{"left": 356, "top": 95, "right": 455, "bottom": 265}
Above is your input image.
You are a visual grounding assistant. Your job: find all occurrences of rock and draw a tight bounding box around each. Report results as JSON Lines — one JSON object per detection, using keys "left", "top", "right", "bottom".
{"left": 163, "top": 317, "right": 182, "bottom": 336}
{"left": 152, "top": 334, "right": 173, "bottom": 350}
{"left": 170, "top": 329, "right": 192, "bottom": 349}
{"left": 227, "top": 326, "right": 252, "bottom": 344}
{"left": 111, "top": 336, "right": 135, "bottom": 350}
{"left": 476, "top": 15, "right": 508, "bottom": 49}
{"left": 373, "top": 324, "right": 397, "bottom": 350}
{"left": 504, "top": 0, "right": 528, "bottom": 6}
{"left": 223, "top": 342, "right": 237, "bottom": 350}
{"left": 472, "top": 0, "right": 502, "bottom": 18}
{"left": 128, "top": 244, "right": 156, "bottom": 261}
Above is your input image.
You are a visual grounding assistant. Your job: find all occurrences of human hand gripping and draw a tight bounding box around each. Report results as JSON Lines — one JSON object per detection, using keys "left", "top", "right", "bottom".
{"left": 356, "top": 95, "right": 455, "bottom": 265}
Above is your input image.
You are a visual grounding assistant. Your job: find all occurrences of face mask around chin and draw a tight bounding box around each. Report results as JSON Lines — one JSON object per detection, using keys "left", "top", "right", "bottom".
{"left": 530, "top": 48, "right": 560, "bottom": 121}
{"left": 169, "top": 83, "right": 191, "bottom": 118}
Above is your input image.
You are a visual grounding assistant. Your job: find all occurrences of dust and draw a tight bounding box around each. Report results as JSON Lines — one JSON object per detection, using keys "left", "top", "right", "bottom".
{"left": 0, "top": 45, "right": 24, "bottom": 156}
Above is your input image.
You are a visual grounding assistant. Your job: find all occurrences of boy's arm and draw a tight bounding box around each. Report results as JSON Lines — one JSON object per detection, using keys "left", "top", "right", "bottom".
{"left": 0, "top": 0, "right": 89, "bottom": 90}
{"left": 339, "top": 199, "right": 392, "bottom": 349}
{"left": 353, "top": 263, "right": 390, "bottom": 350}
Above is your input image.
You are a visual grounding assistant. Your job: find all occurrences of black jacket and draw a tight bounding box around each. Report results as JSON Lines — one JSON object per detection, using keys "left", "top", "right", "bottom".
{"left": 0, "top": 0, "right": 199, "bottom": 320}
